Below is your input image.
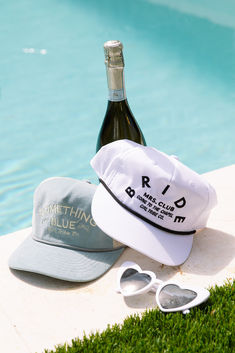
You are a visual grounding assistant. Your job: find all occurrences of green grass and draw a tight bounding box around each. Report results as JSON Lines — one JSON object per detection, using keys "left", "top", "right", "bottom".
{"left": 44, "top": 280, "right": 234, "bottom": 353}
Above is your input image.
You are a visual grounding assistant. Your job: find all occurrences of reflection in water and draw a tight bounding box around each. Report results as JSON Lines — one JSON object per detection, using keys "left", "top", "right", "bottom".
{"left": 22, "top": 48, "right": 47, "bottom": 55}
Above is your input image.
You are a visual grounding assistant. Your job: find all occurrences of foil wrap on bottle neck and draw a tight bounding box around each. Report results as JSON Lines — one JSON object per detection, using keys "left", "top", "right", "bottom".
{"left": 104, "top": 40, "right": 126, "bottom": 98}
{"left": 104, "top": 40, "right": 124, "bottom": 68}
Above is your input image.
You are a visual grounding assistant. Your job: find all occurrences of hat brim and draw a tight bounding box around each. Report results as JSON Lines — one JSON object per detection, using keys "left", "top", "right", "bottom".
{"left": 91, "top": 184, "right": 193, "bottom": 266}
{"left": 8, "top": 233, "right": 124, "bottom": 282}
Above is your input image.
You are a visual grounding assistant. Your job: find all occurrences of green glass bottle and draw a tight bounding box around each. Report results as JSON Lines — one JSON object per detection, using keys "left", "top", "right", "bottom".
{"left": 96, "top": 40, "right": 146, "bottom": 151}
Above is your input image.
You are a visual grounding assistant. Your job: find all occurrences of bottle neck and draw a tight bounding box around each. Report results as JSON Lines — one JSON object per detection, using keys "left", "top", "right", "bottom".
{"left": 106, "top": 66, "right": 126, "bottom": 102}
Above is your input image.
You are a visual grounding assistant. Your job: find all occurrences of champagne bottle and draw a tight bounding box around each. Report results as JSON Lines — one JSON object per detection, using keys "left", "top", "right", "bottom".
{"left": 96, "top": 40, "right": 146, "bottom": 151}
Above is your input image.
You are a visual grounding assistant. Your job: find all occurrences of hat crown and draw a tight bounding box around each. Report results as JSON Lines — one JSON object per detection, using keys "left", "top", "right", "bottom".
{"left": 32, "top": 177, "right": 123, "bottom": 250}
{"left": 91, "top": 140, "right": 217, "bottom": 233}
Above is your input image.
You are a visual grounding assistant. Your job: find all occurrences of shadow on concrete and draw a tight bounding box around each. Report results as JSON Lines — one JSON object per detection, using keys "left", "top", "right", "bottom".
{"left": 182, "top": 227, "right": 235, "bottom": 275}
{"left": 9, "top": 269, "right": 95, "bottom": 291}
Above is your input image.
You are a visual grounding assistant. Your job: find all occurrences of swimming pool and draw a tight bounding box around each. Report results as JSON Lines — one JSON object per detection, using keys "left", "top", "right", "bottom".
{"left": 1, "top": 0, "right": 235, "bottom": 235}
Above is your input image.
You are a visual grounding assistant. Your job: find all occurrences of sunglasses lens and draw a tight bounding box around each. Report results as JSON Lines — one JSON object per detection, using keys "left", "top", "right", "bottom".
{"left": 120, "top": 268, "right": 152, "bottom": 295}
{"left": 159, "top": 284, "right": 197, "bottom": 309}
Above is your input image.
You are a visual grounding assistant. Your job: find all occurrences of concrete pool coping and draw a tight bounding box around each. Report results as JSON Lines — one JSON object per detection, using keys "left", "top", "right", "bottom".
{"left": 0, "top": 164, "right": 235, "bottom": 353}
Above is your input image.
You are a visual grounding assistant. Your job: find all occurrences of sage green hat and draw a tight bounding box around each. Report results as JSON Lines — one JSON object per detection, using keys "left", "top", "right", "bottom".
{"left": 8, "top": 177, "right": 125, "bottom": 282}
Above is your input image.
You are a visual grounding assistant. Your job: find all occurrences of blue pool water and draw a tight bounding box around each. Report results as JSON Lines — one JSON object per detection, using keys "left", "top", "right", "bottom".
{"left": 1, "top": 0, "right": 235, "bottom": 235}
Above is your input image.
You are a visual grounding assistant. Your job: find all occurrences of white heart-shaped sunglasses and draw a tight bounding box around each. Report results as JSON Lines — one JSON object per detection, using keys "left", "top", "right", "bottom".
{"left": 116, "top": 261, "right": 210, "bottom": 314}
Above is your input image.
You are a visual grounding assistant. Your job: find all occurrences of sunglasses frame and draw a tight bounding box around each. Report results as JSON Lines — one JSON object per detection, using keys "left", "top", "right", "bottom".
{"left": 116, "top": 261, "right": 163, "bottom": 297}
{"left": 117, "top": 261, "right": 210, "bottom": 313}
{"left": 155, "top": 281, "right": 210, "bottom": 313}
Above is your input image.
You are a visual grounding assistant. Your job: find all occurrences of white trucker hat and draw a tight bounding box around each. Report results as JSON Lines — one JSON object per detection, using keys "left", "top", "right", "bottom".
{"left": 90, "top": 140, "right": 217, "bottom": 266}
